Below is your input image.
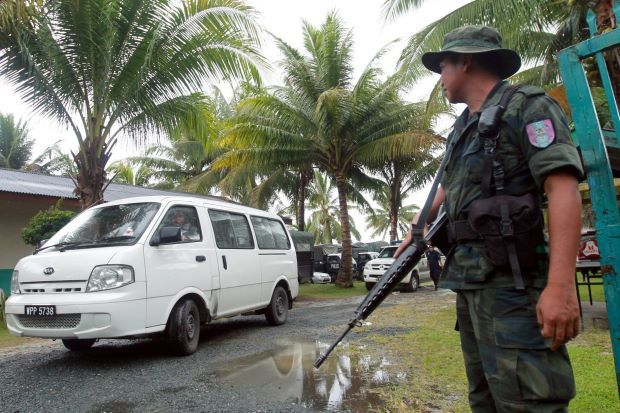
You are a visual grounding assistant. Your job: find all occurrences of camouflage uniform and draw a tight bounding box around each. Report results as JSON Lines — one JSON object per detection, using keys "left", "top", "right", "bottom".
{"left": 423, "top": 26, "right": 584, "bottom": 412}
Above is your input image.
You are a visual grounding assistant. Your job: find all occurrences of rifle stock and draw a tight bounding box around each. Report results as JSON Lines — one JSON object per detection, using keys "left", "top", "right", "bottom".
{"left": 314, "top": 212, "right": 448, "bottom": 369}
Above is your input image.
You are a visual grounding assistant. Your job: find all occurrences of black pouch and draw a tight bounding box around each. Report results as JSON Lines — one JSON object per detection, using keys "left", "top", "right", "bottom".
{"left": 467, "top": 193, "right": 543, "bottom": 272}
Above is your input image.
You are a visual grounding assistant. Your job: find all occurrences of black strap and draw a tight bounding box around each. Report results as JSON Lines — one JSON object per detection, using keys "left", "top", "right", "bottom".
{"left": 480, "top": 85, "right": 527, "bottom": 290}
{"left": 500, "top": 202, "right": 525, "bottom": 290}
{"left": 480, "top": 85, "right": 521, "bottom": 197}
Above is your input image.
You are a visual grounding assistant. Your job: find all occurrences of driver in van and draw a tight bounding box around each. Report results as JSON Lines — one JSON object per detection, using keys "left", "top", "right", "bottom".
{"left": 172, "top": 210, "right": 200, "bottom": 241}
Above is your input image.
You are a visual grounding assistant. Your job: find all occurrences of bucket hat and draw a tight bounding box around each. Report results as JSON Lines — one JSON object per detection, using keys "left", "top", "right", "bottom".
{"left": 421, "top": 25, "right": 521, "bottom": 79}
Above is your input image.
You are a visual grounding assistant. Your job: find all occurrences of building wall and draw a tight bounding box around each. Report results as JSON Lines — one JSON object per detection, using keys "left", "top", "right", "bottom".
{"left": 0, "top": 199, "right": 49, "bottom": 268}
{"left": 0, "top": 195, "right": 79, "bottom": 295}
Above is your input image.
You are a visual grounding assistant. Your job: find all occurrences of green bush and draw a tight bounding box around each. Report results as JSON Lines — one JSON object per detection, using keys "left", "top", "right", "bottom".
{"left": 21, "top": 201, "right": 76, "bottom": 246}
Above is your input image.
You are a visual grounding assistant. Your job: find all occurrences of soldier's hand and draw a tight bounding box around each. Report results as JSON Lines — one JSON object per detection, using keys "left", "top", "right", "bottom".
{"left": 394, "top": 234, "right": 411, "bottom": 258}
{"left": 536, "top": 282, "right": 580, "bottom": 351}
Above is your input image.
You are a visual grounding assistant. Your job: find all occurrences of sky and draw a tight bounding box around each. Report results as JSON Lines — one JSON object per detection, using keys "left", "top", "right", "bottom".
{"left": 0, "top": 0, "right": 471, "bottom": 241}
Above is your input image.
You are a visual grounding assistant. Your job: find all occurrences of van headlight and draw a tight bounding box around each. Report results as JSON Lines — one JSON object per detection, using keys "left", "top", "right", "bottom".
{"left": 86, "top": 265, "right": 134, "bottom": 292}
{"left": 11, "top": 270, "right": 20, "bottom": 294}
{"left": 365, "top": 263, "right": 372, "bottom": 270}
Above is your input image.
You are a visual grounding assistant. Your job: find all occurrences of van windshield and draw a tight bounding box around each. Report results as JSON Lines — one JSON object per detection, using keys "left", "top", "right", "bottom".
{"left": 41, "top": 202, "right": 160, "bottom": 251}
{"left": 378, "top": 247, "right": 396, "bottom": 259}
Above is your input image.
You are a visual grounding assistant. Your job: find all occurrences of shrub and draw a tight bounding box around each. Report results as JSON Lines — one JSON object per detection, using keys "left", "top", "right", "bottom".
{"left": 21, "top": 200, "right": 76, "bottom": 246}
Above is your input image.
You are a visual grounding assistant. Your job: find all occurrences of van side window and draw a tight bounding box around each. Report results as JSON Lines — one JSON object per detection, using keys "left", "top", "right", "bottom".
{"left": 157, "top": 206, "right": 202, "bottom": 243}
{"left": 208, "top": 210, "right": 254, "bottom": 249}
{"left": 250, "top": 216, "right": 291, "bottom": 250}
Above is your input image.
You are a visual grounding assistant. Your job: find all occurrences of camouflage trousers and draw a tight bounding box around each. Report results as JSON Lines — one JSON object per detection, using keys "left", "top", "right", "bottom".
{"left": 456, "top": 288, "right": 575, "bottom": 412}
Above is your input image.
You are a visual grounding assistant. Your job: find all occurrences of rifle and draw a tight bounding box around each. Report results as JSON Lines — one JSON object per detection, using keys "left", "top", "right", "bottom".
{"left": 314, "top": 210, "right": 448, "bottom": 368}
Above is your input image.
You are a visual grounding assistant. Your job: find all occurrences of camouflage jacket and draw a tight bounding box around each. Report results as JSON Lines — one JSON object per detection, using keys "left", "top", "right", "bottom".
{"left": 439, "top": 81, "right": 584, "bottom": 290}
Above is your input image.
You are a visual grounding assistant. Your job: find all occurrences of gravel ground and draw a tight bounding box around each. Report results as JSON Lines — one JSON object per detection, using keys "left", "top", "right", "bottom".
{"left": 0, "top": 290, "right": 442, "bottom": 413}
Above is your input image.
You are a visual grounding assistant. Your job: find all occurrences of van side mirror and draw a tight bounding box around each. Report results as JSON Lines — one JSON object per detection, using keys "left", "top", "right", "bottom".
{"left": 151, "top": 226, "right": 183, "bottom": 246}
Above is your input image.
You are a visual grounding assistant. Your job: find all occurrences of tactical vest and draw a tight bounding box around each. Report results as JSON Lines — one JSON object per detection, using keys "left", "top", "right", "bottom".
{"left": 443, "top": 84, "right": 547, "bottom": 289}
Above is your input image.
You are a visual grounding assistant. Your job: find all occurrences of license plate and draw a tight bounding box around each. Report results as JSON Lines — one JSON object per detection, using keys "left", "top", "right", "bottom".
{"left": 331, "top": 264, "right": 339, "bottom": 269}
{"left": 24, "top": 305, "right": 56, "bottom": 316}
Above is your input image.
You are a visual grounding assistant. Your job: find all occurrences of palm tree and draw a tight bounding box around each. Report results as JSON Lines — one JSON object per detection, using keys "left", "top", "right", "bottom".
{"left": 0, "top": 0, "right": 263, "bottom": 209}
{"left": 305, "top": 170, "right": 361, "bottom": 244}
{"left": 367, "top": 156, "right": 438, "bottom": 242}
{"left": 220, "top": 13, "right": 438, "bottom": 287}
{"left": 0, "top": 113, "right": 33, "bottom": 169}
{"left": 126, "top": 135, "right": 218, "bottom": 189}
{"left": 365, "top": 186, "right": 419, "bottom": 241}
{"left": 107, "top": 160, "right": 152, "bottom": 187}
{"left": 25, "top": 141, "right": 76, "bottom": 175}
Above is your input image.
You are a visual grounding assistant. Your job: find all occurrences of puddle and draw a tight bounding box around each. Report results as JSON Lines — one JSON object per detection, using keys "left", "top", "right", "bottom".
{"left": 214, "top": 340, "right": 406, "bottom": 412}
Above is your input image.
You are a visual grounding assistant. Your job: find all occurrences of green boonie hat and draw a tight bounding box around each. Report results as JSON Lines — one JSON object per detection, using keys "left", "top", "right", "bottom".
{"left": 421, "top": 25, "right": 521, "bottom": 79}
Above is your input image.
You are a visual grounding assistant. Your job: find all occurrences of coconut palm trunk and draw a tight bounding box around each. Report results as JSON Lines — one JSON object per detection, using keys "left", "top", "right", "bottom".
{"left": 389, "top": 167, "right": 402, "bottom": 242}
{"left": 334, "top": 171, "right": 354, "bottom": 287}
{"left": 73, "top": 133, "right": 113, "bottom": 208}
{"left": 297, "top": 171, "right": 309, "bottom": 231}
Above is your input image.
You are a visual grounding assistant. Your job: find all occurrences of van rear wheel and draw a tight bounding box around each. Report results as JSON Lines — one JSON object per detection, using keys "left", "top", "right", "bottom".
{"left": 265, "top": 286, "right": 288, "bottom": 326}
{"left": 168, "top": 298, "right": 200, "bottom": 356}
{"left": 62, "top": 338, "right": 96, "bottom": 351}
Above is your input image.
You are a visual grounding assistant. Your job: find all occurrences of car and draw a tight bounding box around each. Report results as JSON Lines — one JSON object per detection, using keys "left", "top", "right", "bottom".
{"left": 363, "top": 245, "right": 433, "bottom": 292}
{"left": 311, "top": 272, "right": 331, "bottom": 284}
{"left": 325, "top": 253, "right": 357, "bottom": 282}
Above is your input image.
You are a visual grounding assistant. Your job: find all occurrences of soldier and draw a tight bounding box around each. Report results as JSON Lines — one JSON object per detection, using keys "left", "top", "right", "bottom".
{"left": 395, "top": 26, "right": 584, "bottom": 411}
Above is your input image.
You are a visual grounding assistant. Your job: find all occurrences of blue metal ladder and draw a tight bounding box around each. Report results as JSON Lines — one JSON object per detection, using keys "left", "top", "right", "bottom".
{"left": 559, "top": 5, "right": 620, "bottom": 396}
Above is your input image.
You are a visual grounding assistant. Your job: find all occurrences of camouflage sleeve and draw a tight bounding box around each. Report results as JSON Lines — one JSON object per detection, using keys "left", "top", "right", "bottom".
{"left": 519, "top": 94, "right": 584, "bottom": 188}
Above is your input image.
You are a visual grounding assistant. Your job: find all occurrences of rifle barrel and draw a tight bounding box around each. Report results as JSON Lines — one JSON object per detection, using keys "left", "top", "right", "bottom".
{"left": 314, "top": 324, "right": 354, "bottom": 368}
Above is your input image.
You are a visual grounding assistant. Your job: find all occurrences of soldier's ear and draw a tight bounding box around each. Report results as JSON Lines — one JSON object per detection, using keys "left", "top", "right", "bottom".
{"left": 460, "top": 54, "right": 474, "bottom": 73}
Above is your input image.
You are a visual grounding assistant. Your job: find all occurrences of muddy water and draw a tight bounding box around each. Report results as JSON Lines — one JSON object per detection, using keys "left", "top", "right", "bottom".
{"left": 215, "top": 339, "right": 406, "bottom": 412}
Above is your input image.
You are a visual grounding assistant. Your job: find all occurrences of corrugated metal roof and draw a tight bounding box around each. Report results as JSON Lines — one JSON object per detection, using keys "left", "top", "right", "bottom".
{"left": 0, "top": 167, "right": 228, "bottom": 203}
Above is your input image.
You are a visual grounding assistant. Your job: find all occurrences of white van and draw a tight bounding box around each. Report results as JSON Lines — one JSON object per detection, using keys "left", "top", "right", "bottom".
{"left": 5, "top": 196, "right": 298, "bottom": 355}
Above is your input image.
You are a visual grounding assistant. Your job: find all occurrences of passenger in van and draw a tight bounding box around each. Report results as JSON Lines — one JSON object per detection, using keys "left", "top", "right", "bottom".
{"left": 172, "top": 210, "right": 200, "bottom": 241}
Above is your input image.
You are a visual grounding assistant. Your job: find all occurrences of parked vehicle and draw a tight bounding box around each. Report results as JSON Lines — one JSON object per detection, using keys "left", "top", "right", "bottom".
{"left": 355, "top": 252, "right": 379, "bottom": 280}
{"left": 289, "top": 230, "right": 314, "bottom": 283}
{"left": 5, "top": 195, "right": 298, "bottom": 355}
{"left": 311, "top": 272, "right": 331, "bottom": 284}
{"left": 325, "top": 253, "right": 357, "bottom": 282}
{"left": 363, "top": 245, "right": 433, "bottom": 292}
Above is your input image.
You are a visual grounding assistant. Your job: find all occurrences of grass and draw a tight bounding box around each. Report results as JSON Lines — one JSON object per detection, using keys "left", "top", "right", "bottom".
{"left": 568, "top": 328, "right": 618, "bottom": 412}
{"left": 298, "top": 280, "right": 368, "bottom": 299}
{"left": 338, "top": 291, "right": 616, "bottom": 412}
{"left": 577, "top": 281, "right": 606, "bottom": 303}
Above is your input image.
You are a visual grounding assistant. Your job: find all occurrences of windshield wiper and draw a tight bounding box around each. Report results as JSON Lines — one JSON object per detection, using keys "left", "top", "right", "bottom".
{"left": 34, "top": 241, "right": 94, "bottom": 254}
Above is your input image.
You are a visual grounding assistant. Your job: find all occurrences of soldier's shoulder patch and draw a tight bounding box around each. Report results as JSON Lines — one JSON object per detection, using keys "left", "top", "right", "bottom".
{"left": 526, "top": 119, "right": 555, "bottom": 148}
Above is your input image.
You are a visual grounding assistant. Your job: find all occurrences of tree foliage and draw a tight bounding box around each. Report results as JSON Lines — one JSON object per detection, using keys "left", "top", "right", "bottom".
{"left": 382, "top": 0, "right": 595, "bottom": 115}
{"left": 220, "top": 13, "right": 441, "bottom": 286}
{"left": 0, "top": 112, "right": 33, "bottom": 169}
{"left": 0, "top": 0, "right": 263, "bottom": 208}
{"left": 21, "top": 201, "right": 76, "bottom": 246}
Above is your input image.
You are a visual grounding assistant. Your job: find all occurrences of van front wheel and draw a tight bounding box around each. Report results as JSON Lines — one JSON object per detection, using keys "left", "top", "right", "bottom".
{"left": 62, "top": 338, "right": 96, "bottom": 351}
{"left": 168, "top": 299, "right": 200, "bottom": 356}
{"left": 265, "top": 286, "right": 288, "bottom": 326}
{"left": 401, "top": 271, "right": 419, "bottom": 292}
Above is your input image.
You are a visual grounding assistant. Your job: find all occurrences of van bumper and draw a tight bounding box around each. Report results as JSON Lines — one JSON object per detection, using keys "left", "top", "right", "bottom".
{"left": 5, "top": 283, "right": 147, "bottom": 339}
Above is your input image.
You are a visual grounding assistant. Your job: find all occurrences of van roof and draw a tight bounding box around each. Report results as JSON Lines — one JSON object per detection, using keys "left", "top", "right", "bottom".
{"left": 91, "top": 195, "right": 283, "bottom": 219}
